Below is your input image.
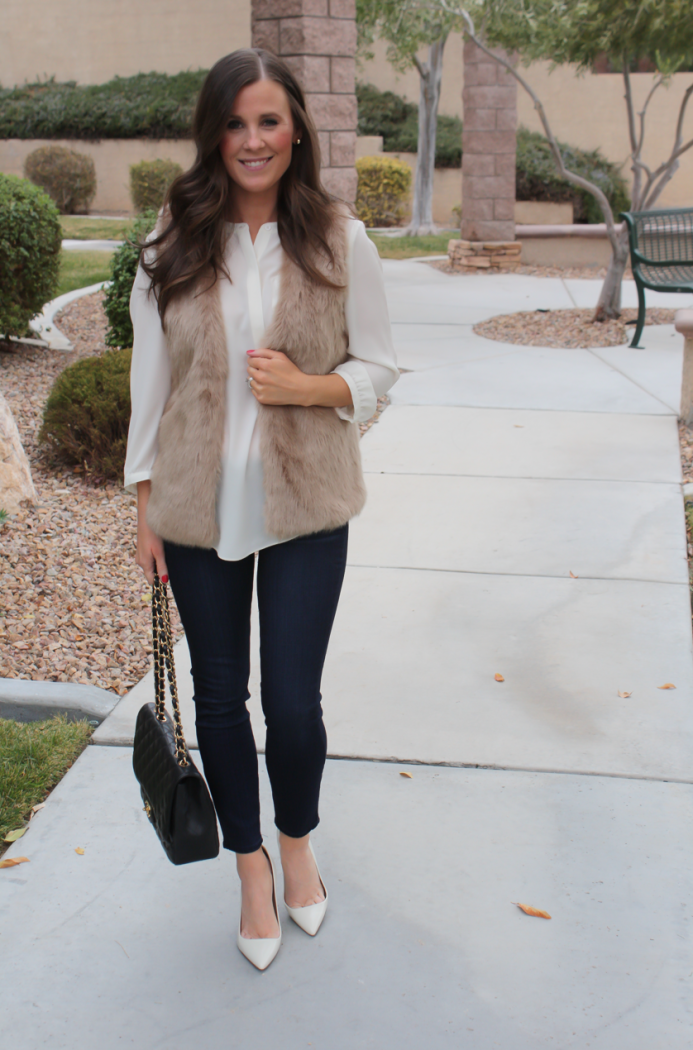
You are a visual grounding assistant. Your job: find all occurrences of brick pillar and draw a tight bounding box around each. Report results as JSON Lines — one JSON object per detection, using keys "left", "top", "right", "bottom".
{"left": 461, "top": 37, "right": 517, "bottom": 242}
{"left": 251, "top": 0, "right": 358, "bottom": 202}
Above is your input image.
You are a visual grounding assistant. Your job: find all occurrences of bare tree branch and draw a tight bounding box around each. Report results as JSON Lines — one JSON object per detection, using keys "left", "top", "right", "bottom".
{"left": 412, "top": 53, "right": 427, "bottom": 78}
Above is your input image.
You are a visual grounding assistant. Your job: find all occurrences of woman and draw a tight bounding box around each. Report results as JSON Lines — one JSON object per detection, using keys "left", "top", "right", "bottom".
{"left": 125, "top": 48, "right": 398, "bottom": 971}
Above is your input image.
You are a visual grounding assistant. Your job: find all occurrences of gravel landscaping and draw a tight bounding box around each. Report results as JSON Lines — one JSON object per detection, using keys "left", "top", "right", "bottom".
{"left": 0, "top": 292, "right": 179, "bottom": 697}
{"left": 0, "top": 292, "right": 388, "bottom": 697}
{"left": 474, "top": 306, "right": 677, "bottom": 349}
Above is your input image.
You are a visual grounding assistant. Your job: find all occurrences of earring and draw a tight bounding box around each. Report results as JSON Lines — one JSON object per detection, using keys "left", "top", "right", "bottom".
{"left": 295, "top": 138, "right": 301, "bottom": 145}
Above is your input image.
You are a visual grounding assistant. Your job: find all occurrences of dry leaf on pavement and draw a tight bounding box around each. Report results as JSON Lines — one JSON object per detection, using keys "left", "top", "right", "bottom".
{"left": 569, "top": 571, "right": 578, "bottom": 579}
{"left": 494, "top": 673, "right": 505, "bottom": 682}
{"left": 3, "top": 828, "right": 27, "bottom": 843}
{"left": 513, "top": 902, "right": 551, "bottom": 919}
{"left": 0, "top": 856, "right": 30, "bottom": 868}
{"left": 617, "top": 690, "right": 632, "bottom": 698}
{"left": 658, "top": 683, "right": 676, "bottom": 690}
{"left": 75, "top": 847, "right": 85, "bottom": 855}
{"left": 399, "top": 771, "right": 413, "bottom": 779}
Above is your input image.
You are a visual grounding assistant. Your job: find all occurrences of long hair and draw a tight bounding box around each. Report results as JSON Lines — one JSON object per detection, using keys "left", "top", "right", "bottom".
{"left": 141, "top": 49, "right": 342, "bottom": 320}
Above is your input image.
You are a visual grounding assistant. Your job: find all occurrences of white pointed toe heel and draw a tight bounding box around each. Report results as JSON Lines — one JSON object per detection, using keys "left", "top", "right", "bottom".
{"left": 236, "top": 845, "right": 282, "bottom": 971}
{"left": 278, "top": 832, "right": 328, "bottom": 937}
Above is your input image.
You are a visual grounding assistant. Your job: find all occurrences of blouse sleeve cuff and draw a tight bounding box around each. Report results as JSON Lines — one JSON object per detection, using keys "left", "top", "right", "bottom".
{"left": 332, "top": 361, "right": 377, "bottom": 423}
{"left": 123, "top": 470, "right": 152, "bottom": 496}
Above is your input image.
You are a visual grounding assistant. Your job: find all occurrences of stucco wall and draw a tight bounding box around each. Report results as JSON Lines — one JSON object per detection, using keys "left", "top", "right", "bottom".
{"left": 0, "top": 0, "right": 251, "bottom": 86}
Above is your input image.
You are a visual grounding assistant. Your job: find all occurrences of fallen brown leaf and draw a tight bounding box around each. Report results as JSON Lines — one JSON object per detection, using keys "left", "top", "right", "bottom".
{"left": 0, "top": 856, "right": 30, "bottom": 869}
{"left": 513, "top": 902, "right": 551, "bottom": 919}
{"left": 3, "top": 828, "right": 26, "bottom": 843}
{"left": 75, "top": 847, "right": 85, "bottom": 855}
{"left": 658, "top": 683, "right": 676, "bottom": 690}
{"left": 494, "top": 673, "right": 505, "bottom": 682}
{"left": 569, "top": 571, "right": 578, "bottom": 579}
{"left": 399, "top": 771, "right": 413, "bottom": 779}
{"left": 617, "top": 690, "right": 632, "bottom": 698}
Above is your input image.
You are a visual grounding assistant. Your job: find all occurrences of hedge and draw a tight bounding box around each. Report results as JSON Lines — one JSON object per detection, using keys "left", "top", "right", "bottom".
{"left": 0, "top": 174, "right": 62, "bottom": 338}
{"left": 24, "top": 144, "right": 96, "bottom": 214}
{"left": 357, "top": 82, "right": 463, "bottom": 168}
{"left": 356, "top": 155, "right": 412, "bottom": 227}
{"left": 39, "top": 348, "right": 132, "bottom": 479}
{"left": 103, "top": 210, "right": 158, "bottom": 349}
{"left": 516, "top": 127, "right": 630, "bottom": 224}
{"left": 0, "top": 71, "right": 206, "bottom": 140}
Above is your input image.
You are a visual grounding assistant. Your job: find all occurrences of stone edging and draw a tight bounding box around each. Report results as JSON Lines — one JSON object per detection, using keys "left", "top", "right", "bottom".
{"left": 29, "top": 281, "right": 112, "bottom": 352}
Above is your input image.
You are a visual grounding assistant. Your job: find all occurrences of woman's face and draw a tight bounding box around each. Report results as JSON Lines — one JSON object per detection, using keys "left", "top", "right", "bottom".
{"left": 219, "top": 78, "right": 299, "bottom": 200}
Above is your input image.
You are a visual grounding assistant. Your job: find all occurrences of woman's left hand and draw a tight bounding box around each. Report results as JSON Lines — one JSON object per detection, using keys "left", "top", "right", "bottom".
{"left": 247, "top": 349, "right": 310, "bottom": 406}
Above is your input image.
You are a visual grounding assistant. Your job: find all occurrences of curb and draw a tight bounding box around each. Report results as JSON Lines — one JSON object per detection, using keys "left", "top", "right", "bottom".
{"left": 0, "top": 678, "right": 119, "bottom": 726}
{"left": 29, "top": 281, "right": 112, "bottom": 352}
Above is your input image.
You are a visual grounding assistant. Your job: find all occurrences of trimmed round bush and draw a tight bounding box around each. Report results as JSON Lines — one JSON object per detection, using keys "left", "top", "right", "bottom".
{"left": 24, "top": 145, "right": 96, "bottom": 214}
{"left": 39, "top": 348, "right": 132, "bottom": 479}
{"left": 130, "top": 158, "right": 182, "bottom": 213}
{"left": 103, "top": 209, "right": 158, "bottom": 349}
{"left": 355, "top": 155, "right": 412, "bottom": 228}
{"left": 0, "top": 173, "right": 61, "bottom": 338}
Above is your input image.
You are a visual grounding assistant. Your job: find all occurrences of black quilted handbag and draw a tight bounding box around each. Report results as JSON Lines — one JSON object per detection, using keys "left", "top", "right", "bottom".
{"left": 132, "top": 571, "right": 219, "bottom": 865}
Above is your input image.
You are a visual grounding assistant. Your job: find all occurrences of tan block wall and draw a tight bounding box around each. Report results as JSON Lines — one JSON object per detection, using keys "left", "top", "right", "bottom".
{"left": 0, "top": 0, "right": 251, "bottom": 85}
{"left": 0, "top": 139, "right": 197, "bottom": 214}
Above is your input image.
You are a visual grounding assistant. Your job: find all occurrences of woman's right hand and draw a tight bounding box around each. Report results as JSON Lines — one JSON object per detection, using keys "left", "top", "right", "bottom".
{"left": 136, "top": 480, "right": 169, "bottom": 586}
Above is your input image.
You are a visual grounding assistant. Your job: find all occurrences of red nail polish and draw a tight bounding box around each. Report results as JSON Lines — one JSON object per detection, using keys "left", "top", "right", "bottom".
{"left": 161, "top": 575, "right": 169, "bottom": 584}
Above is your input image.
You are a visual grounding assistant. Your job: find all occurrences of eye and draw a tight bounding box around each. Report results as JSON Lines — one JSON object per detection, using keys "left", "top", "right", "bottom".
{"left": 262, "top": 118, "right": 279, "bottom": 127}
{"left": 226, "top": 119, "right": 243, "bottom": 130}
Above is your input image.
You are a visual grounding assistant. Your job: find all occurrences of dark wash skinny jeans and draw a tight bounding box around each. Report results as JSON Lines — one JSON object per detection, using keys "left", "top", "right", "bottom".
{"left": 164, "top": 524, "right": 348, "bottom": 854}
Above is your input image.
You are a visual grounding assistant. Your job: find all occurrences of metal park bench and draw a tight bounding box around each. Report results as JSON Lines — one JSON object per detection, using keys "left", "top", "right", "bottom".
{"left": 620, "top": 207, "right": 693, "bottom": 348}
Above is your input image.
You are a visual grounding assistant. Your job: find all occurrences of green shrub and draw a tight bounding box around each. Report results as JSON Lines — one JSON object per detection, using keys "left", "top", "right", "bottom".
{"left": 39, "top": 348, "right": 132, "bottom": 479}
{"left": 357, "top": 82, "right": 462, "bottom": 168}
{"left": 356, "top": 155, "right": 412, "bottom": 228}
{"left": 103, "top": 209, "right": 158, "bottom": 349}
{"left": 516, "top": 127, "right": 630, "bottom": 223}
{"left": 0, "top": 174, "right": 61, "bottom": 338}
{"left": 0, "top": 71, "right": 206, "bottom": 140}
{"left": 24, "top": 145, "right": 96, "bottom": 214}
{"left": 130, "top": 158, "right": 182, "bottom": 213}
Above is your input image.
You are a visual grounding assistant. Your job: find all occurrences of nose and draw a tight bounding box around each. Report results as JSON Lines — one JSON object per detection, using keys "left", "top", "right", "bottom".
{"left": 244, "top": 125, "right": 264, "bottom": 151}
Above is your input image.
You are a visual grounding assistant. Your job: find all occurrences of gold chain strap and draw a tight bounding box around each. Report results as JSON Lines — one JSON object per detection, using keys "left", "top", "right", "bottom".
{"left": 152, "top": 570, "right": 189, "bottom": 768}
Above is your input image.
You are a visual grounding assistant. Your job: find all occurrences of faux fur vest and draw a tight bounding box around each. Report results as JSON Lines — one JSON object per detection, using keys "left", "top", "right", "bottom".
{"left": 146, "top": 215, "right": 366, "bottom": 548}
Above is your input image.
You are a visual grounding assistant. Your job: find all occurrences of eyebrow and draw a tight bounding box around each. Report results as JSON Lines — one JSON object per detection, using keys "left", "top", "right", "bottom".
{"left": 228, "top": 111, "right": 284, "bottom": 120}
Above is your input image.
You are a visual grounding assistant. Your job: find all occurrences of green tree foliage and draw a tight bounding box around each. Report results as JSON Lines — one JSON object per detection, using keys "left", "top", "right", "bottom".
{"left": 40, "top": 348, "right": 132, "bottom": 479}
{"left": 103, "top": 210, "right": 158, "bottom": 349}
{"left": 0, "top": 71, "right": 206, "bottom": 140}
{"left": 0, "top": 174, "right": 61, "bottom": 338}
{"left": 357, "top": 83, "right": 463, "bottom": 166}
{"left": 473, "top": 0, "right": 693, "bottom": 75}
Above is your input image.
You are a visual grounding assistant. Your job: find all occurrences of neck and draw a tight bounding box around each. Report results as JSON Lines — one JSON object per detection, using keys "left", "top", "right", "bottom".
{"left": 228, "top": 184, "right": 279, "bottom": 242}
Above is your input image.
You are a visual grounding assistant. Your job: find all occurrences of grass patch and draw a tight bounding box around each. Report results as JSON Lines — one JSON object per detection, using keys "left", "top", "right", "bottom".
{"left": 57, "top": 249, "right": 113, "bottom": 296}
{"left": 367, "top": 231, "right": 459, "bottom": 259}
{"left": 60, "top": 216, "right": 133, "bottom": 241}
{"left": 0, "top": 715, "right": 93, "bottom": 854}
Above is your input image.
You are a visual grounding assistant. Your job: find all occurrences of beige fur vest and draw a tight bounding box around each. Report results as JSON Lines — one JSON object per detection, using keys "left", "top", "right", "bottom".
{"left": 146, "top": 216, "right": 366, "bottom": 548}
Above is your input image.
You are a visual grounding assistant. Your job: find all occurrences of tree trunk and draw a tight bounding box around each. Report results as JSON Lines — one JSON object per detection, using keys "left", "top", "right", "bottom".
{"left": 593, "top": 226, "right": 631, "bottom": 320}
{"left": 407, "top": 36, "right": 447, "bottom": 236}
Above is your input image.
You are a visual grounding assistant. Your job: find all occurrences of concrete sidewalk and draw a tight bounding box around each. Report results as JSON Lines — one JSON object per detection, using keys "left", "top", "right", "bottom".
{"left": 3, "top": 264, "right": 693, "bottom": 1047}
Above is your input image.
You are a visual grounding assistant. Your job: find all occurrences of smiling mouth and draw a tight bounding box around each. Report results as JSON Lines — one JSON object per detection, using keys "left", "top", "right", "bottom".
{"left": 239, "top": 157, "right": 273, "bottom": 170}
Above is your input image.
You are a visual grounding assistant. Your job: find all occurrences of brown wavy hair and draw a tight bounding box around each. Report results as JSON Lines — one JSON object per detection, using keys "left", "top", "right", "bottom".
{"left": 140, "top": 48, "right": 343, "bottom": 320}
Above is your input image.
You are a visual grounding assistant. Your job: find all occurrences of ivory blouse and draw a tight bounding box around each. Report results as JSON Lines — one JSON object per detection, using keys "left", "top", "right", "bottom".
{"left": 124, "top": 218, "right": 399, "bottom": 561}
